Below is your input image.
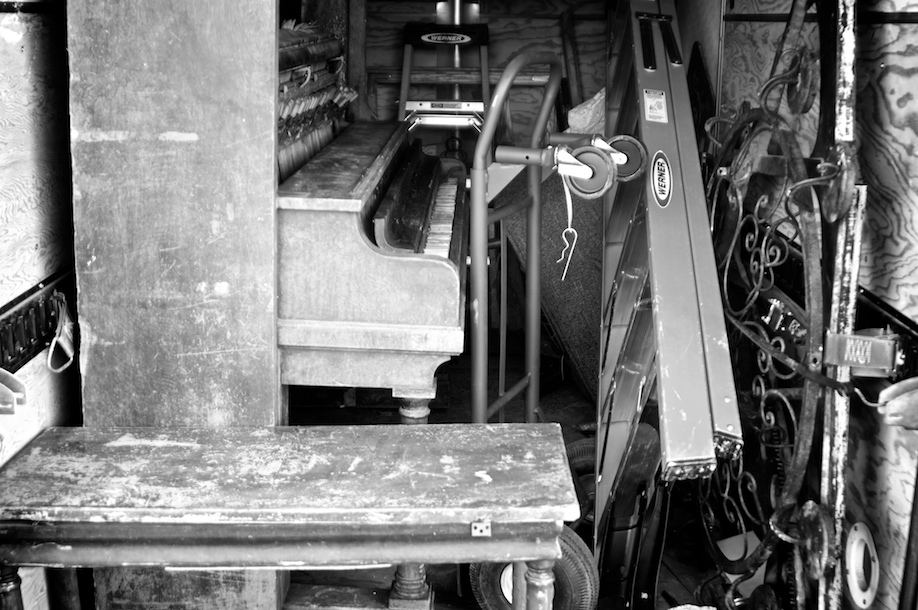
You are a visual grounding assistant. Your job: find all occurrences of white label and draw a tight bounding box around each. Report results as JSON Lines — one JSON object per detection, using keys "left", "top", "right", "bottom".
{"left": 421, "top": 32, "right": 472, "bottom": 44}
{"left": 651, "top": 151, "right": 672, "bottom": 207}
{"left": 643, "top": 88, "right": 668, "bottom": 123}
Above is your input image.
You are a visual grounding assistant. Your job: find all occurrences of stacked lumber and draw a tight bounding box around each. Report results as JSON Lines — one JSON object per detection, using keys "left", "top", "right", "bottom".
{"left": 278, "top": 23, "right": 357, "bottom": 181}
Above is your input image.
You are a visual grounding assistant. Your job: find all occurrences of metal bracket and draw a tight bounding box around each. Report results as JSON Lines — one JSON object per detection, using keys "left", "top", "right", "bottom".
{"left": 0, "top": 273, "right": 69, "bottom": 374}
{"left": 824, "top": 330, "right": 902, "bottom": 377}
{"left": 470, "top": 521, "right": 491, "bottom": 537}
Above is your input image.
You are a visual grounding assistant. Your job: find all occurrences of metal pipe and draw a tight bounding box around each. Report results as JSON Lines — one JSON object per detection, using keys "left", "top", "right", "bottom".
{"left": 488, "top": 200, "right": 530, "bottom": 225}
{"left": 487, "top": 376, "right": 531, "bottom": 421}
{"left": 470, "top": 165, "right": 490, "bottom": 423}
{"left": 524, "top": 67, "right": 561, "bottom": 423}
{"left": 470, "top": 52, "right": 562, "bottom": 424}
{"left": 525, "top": 161, "right": 542, "bottom": 423}
{"left": 494, "top": 145, "right": 554, "bottom": 166}
{"left": 499, "top": 220, "right": 508, "bottom": 423}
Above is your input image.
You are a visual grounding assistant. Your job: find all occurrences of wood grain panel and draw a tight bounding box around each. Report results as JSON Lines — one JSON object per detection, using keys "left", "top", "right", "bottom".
{"left": 847, "top": 406, "right": 917, "bottom": 610}
{"left": 481, "top": 0, "right": 605, "bottom": 17}
{"left": 573, "top": 18, "right": 606, "bottom": 100}
{"left": 857, "top": 23, "right": 918, "bottom": 316}
{"left": 366, "top": 0, "right": 433, "bottom": 17}
{"left": 0, "top": 12, "right": 72, "bottom": 306}
{"left": 726, "top": 0, "right": 794, "bottom": 14}
{"left": 854, "top": 0, "right": 918, "bottom": 10}
{"left": 720, "top": 21, "right": 820, "bottom": 153}
{"left": 847, "top": 22, "right": 918, "bottom": 609}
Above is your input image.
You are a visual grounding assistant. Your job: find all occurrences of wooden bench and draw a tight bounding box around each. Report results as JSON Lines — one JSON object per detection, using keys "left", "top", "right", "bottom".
{"left": 0, "top": 423, "right": 579, "bottom": 610}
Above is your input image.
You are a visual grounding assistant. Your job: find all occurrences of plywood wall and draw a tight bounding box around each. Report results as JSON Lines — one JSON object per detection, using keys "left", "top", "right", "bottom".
{"left": 720, "top": 3, "right": 918, "bottom": 607}
{"left": 849, "top": 12, "right": 918, "bottom": 609}
{"left": 364, "top": 0, "right": 606, "bottom": 145}
{"left": 0, "top": 7, "right": 79, "bottom": 610}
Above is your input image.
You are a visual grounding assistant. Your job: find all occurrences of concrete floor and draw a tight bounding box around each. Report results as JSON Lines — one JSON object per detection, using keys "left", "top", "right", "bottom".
{"left": 285, "top": 351, "right": 720, "bottom": 610}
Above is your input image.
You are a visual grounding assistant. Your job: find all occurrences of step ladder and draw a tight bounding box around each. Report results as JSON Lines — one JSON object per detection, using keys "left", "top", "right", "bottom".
{"left": 397, "top": 22, "right": 490, "bottom": 131}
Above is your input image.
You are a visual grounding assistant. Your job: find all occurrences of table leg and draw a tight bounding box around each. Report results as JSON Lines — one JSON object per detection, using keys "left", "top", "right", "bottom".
{"left": 526, "top": 559, "right": 556, "bottom": 610}
{"left": 512, "top": 561, "right": 527, "bottom": 610}
{"left": 394, "top": 400, "right": 431, "bottom": 607}
{"left": 389, "top": 563, "right": 433, "bottom": 610}
{"left": 0, "top": 566, "right": 23, "bottom": 610}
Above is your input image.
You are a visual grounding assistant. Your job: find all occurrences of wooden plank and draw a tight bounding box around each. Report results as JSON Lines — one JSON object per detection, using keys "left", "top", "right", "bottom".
{"left": 68, "top": 2, "right": 280, "bottom": 427}
{"left": 0, "top": 425, "right": 580, "bottom": 526}
{"left": 67, "top": 0, "right": 281, "bottom": 605}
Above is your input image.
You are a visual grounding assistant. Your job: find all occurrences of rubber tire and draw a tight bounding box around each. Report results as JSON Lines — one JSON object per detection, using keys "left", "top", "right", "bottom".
{"left": 468, "top": 526, "right": 599, "bottom": 610}
{"left": 565, "top": 437, "right": 596, "bottom": 475}
{"left": 566, "top": 437, "right": 597, "bottom": 524}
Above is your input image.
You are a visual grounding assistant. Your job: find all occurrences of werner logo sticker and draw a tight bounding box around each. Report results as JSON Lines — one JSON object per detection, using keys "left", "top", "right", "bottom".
{"left": 421, "top": 33, "right": 472, "bottom": 44}
{"left": 651, "top": 152, "right": 672, "bottom": 207}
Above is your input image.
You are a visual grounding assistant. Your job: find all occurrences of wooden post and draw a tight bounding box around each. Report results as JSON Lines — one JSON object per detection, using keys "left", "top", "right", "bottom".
{"left": 67, "top": 0, "right": 282, "bottom": 607}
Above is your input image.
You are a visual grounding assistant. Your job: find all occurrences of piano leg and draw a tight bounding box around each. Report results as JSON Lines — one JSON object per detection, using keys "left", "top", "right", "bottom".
{"left": 399, "top": 399, "right": 431, "bottom": 425}
{"left": 392, "top": 401, "right": 433, "bottom": 608}
{"left": 389, "top": 563, "right": 433, "bottom": 610}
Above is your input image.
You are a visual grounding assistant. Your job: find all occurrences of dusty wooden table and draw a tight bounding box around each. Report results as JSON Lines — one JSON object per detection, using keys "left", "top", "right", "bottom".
{"left": 0, "top": 423, "right": 579, "bottom": 610}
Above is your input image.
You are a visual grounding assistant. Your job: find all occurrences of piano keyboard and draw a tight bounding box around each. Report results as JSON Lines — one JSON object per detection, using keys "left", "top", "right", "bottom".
{"left": 424, "top": 177, "right": 459, "bottom": 258}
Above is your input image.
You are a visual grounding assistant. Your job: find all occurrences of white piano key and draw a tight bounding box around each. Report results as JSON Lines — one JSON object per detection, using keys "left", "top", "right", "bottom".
{"left": 423, "top": 178, "right": 459, "bottom": 258}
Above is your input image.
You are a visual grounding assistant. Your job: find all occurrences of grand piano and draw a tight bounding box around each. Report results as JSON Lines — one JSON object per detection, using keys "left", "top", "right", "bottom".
{"left": 277, "top": 121, "right": 468, "bottom": 402}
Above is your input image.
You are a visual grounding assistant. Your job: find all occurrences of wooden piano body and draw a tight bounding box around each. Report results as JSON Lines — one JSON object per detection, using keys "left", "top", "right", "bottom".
{"left": 277, "top": 121, "right": 468, "bottom": 400}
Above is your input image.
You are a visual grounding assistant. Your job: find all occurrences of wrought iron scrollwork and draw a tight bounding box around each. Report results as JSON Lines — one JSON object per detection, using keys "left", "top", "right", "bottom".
{"left": 697, "top": 3, "right": 860, "bottom": 607}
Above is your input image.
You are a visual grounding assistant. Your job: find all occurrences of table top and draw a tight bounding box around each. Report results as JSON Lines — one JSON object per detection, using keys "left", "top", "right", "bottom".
{"left": 0, "top": 424, "right": 579, "bottom": 527}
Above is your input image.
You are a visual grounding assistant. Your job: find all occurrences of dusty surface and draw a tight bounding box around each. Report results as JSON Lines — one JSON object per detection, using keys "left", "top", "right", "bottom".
{"left": 0, "top": 424, "right": 579, "bottom": 526}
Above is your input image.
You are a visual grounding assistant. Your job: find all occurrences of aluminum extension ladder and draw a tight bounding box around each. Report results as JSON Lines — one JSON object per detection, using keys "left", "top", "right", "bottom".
{"left": 595, "top": 0, "right": 741, "bottom": 596}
